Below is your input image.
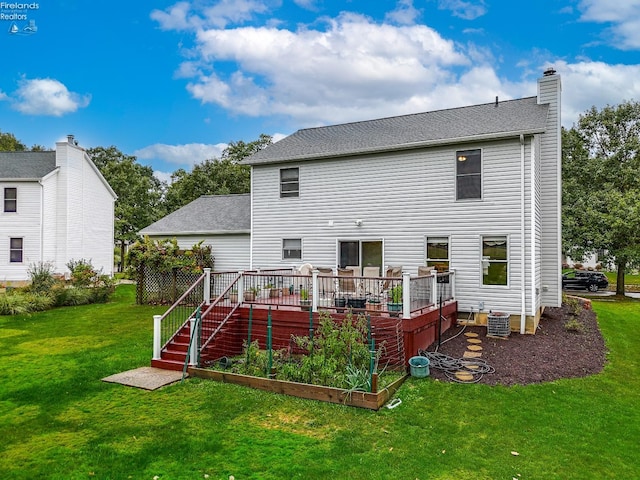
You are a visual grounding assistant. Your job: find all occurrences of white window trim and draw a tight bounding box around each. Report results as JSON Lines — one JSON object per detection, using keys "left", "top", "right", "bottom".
{"left": 282, "top": 238, "right": 302, "bottom": 260}
{"left": 455, "top": 148, "right": 483, "bottom": 201}
{"left": 4, "top": 187, "right": 17, "bottom": 213}
{"left": 425, "top": 235, "right": 450, "bottom": 271}
{"left": 280, "top": 167, "right": 299, "bottom": 198}
{"left": 480, "top": 234, "right": 509, "bottom": 288}
{"left": 9, "top": 237, "right": 24, "bottom": 263}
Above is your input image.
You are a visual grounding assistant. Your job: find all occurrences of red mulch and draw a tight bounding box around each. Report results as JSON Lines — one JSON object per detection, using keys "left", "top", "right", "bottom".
{"left": 423, "top": 303, "right": 607, "bottom": 386}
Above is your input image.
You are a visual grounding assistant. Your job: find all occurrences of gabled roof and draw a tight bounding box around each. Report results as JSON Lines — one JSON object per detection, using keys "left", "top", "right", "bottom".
{"left": 0, "top": 151, "right": 57, "bottom": 179}
{"left": 140, "top": 194, "right": 250, "bottom": 236}
{"left": 245, "top": 96, "right": 549, "bottom": 165}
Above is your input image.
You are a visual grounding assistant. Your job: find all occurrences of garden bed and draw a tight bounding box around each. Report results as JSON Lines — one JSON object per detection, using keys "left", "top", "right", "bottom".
{"left": 188, "top": 367, "right": 408, "bottom": 410}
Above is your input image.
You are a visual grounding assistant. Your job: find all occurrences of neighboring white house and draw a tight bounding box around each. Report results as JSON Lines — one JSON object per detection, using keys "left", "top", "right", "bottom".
{"left": 0, "top": 135, "right": 117, "bottom": 283}
{"left": 139, "top": 194, "right": 251, "bottom": 272}
{"left": 243, "top": 69, "right": 562, "bottom": 329}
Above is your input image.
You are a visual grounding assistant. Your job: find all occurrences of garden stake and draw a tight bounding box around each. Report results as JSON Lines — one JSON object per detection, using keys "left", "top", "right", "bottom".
{"left": 308, "top": 307, "right": 314, "bottom": 341}
{"left": 267, "top": 307, "right": 273, "bottom": 377}
{"left": 246, "top": 305, "right": 253, "bottom": 366}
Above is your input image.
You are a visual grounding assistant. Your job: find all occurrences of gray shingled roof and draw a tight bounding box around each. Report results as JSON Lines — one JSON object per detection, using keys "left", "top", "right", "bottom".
{"left": 245, "top": 97, "right": 549, "bottom": 165}
{"left": 140, "top": 194, "right": 250, "bottom": 236}
{"left": 0, "top": 151, "right": 57, "bottom": 179}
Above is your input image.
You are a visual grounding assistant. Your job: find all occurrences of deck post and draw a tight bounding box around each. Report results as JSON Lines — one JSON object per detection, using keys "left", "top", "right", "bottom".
{"left": 238, "top": 271, "right": 244, "bottom": 303}
{"left": 311, "top": 269, "right": 319, "bottom": 312}
{"left": 431, "top": 270, "right": 438, "bottom": 305}
{"left": 204, "top": 268, "right": 211, "bottom": 305}
{"left": 189, "top": 316, "right": 198, "bottom": 366}
{"left": 153, "top": 314, "right": 162, "bottom": 360}
{"left": 402, "top": 272, "right": 411, "bottom": 319}
{"left": 450, "top": 270, "right": 456, "bottom": 300}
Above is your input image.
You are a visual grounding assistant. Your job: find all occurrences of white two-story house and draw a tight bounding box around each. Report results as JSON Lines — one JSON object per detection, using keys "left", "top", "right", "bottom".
{"left": 244, "top": 69, "right": 562, "bottom": 333}
{"left": 0, "top": 135, "right": 117, "bottom": 283}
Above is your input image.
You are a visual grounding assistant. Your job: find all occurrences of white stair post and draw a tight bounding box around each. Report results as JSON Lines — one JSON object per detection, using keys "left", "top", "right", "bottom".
{"left": 402, "top": 272, "right": 411, "bottom": 319}
{"left": 203, "top": 268, "right": 211, "bottom": 305}
{"left": 431, "top": 269, "right": 438, "bottom": 305}
{"left": 153, "top": 315, "right": 162, "bottom": 360}
{"left": 238, "top": 271, "right": 244, "bottom": 303}
{"left": 450, "top": 270, "right": 456, "bottom": 300}
{"left": 189, "top": 316, "right": 198, "bottom": 366}
{"left": 312, "top": 269, "right": 319, "bottom": 312}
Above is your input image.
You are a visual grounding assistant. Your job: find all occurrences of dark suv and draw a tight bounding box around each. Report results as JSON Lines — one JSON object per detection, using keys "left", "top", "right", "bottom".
{"left": 562, "top": 270, "right": 609, "bottom": 292}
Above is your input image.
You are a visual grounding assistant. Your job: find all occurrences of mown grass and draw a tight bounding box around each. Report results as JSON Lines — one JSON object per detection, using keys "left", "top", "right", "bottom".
{"left": 1, "top": 285, "right": 639, "bottom": 479}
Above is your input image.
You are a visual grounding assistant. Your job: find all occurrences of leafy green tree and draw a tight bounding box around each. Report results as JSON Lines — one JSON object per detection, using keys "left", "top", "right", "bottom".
{"left": 87, "top": 146, "right": 166, "bottom": 272}
{"left": 164, "top": 134, "right": 271, "bottom": 212}
{"left": 562, "top": 101, "right": 640, "bottom": 294}
{"left": 0, "top": 130, "right": 26, "bottom": 151}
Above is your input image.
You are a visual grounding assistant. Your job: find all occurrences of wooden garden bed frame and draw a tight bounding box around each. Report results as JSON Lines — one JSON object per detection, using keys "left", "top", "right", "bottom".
{"left": 188, "top": 367, "right": 408, "bottom": 410}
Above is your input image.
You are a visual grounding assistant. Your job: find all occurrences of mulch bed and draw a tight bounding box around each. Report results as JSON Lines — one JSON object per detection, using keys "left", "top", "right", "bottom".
{"left": 424, "top": 303, "right": 607, "bottom": 386}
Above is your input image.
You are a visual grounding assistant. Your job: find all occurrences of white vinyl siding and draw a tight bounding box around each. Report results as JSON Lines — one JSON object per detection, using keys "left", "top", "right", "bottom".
{"left": 251, "top": 137, "right": 533, "bottom": 314}
{"left": 538, "top": 75, "right": 562, "bottom": 307}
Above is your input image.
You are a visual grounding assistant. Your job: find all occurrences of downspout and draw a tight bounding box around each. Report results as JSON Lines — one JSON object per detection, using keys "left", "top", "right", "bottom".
{"left": 530, "top": 139, "right": 537, "bottom": 324}
{"left": 249, "top": 167, "right": 254, "bottom": 270}
{"left": 520, "top": 134, "right": 526, "bottom": 334}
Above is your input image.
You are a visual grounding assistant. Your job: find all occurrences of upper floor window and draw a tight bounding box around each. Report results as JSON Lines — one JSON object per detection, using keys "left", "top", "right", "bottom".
{"left": 482, "top": 236, "right": 508, "bottom": 286}
{"left": 282, "top": 238, "right": 302, "bottom": 259}
{"left": 426, "top": 237, "right": 449, "bottom": 271}
{"left": 4, "top": 188, "right": 17, "bottom": 212}
{"left": 456, "top": 149, "right": 481, "bottom": 200}
{"left": 280, "top": 168, "right": 299, "bottom": 198}
{"left": 10, "top": 237, "right": 23, "bottom": 263}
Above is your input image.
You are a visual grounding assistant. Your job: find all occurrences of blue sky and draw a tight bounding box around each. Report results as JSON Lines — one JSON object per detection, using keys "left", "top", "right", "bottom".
{"left": 1, "top": 1, "right": 639, "bottom": 182}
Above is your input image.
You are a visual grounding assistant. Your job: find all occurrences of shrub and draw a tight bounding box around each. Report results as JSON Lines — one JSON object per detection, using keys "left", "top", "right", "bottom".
{"left": 573, "top": 263, "right": 584, "bottom": 270}
{"left": 0, "top": 291, "right": 54, "bottom": 315}
{"left": 27, "top": 261, "right": 57, "bottom": 293}
{"left": 565, "top": 317, "right": 586, "bottom": 333}
{"left": 67, "top": 259, "right": 98, "bottom": 287}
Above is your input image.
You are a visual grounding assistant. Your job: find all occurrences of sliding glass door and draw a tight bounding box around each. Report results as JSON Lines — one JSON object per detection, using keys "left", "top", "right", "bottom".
{"left": 338, "top": 240, "right": 383, "bottom": 274}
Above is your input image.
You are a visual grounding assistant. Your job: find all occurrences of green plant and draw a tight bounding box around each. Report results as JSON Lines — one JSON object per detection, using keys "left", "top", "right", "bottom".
{"left": 564, "top": 317, "right": 586, "bottom": 333}
{"left": 300, "top": 288, "right": 309, "bottom": 301}
{"left": 66, "top": 259, "right": 98, "bottom": 287}
{"left": 389, "top": 285, "right": 403, "bottom": 303}
{"left": 27, "top": 261, "right": 56, "bottom": 293}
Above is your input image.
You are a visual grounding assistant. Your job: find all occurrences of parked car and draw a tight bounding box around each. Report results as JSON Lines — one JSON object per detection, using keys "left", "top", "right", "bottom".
{"left": 562, "top": 270, "right": 609, "bottom": 292}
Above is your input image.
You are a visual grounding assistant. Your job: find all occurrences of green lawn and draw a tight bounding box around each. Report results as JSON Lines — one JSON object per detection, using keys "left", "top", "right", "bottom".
{"left": 1, "top": 285, "right": 639, "bottom": 479}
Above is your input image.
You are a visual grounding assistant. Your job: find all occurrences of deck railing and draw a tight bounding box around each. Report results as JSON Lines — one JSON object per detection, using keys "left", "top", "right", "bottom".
{"left": 153, "top": 270, "right": 208, "bottom": 359}
{"left": 154, "top": 268, "right": 456, "bottom": 360}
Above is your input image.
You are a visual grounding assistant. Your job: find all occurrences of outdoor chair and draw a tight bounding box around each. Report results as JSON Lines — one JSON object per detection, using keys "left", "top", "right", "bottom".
{"left": 337, "top": 268, "right": 357, "bottom": 296}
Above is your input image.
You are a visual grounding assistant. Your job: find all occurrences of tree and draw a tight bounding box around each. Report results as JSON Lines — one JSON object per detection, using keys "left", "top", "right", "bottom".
{"left": 164, "top": 134, "right": 272, "bottom": 212}
{"left": 562, "top": 101, "right": 640, "bottom": 294}
{"left": 87, "top": 146, "right": 166, "bottom": 272}
{"left": 0, "top": 130, "right": 26, "bottom": 151}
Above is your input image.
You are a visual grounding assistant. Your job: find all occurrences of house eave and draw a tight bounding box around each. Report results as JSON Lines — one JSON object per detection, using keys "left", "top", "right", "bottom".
{"left": 140, "top": 230, "right": 251, "bottom": 237}
{"left": 245, "top": 128, "right": 544, "bottom": 165}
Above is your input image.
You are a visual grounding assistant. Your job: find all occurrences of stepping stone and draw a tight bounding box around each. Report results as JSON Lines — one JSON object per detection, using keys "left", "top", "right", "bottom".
{"left": 467, "top": 345, "right": 483, "bottom": 351}
{"left": 467, "top": 338, "right": 482, "bottom": 344}
{"left": 455, "top": 371, "right": 474, "bottom": 382}
{"left": 467, "top": 364, "right": 480, "bottom": 370}
{"left": 463, "top": 351, "right": 482, "bottom": 358}
{"left": 464, "top": 332, "right": 479, "bottom": 337}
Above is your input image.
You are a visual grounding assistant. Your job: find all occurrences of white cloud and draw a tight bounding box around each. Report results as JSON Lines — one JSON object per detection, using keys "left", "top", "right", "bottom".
{"left": 293, "top": 0, "right": 317, "bottom": 10}
{"left": 13, "top": 78, "right": 90, "bottom": 116}
{"left": 151, "top": 0, "right": 270, "bottom": 30}
{"left": 134, "top": 142, "right": 228, "bottom": 168}
{"left": 178, "top": 12, "right": 471, "bottom": 125}
{"left": 0, "top": 90, "right": 8, "bottom": 101}
{"left": 437, "top": 0, "right": 487, "bottom": 20}
{"left": 578, "top": 0, "right": 640, "bottom": 49}
{"left": 553, "top": 60, "right": 640, "bottom": 127}
{"left": 154, "top": 170, "right": 174, "bottom": 185}
{"left": 385, "top": 0, "right": 421, "bottom": 25}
